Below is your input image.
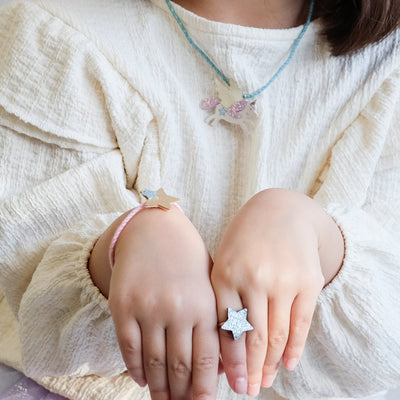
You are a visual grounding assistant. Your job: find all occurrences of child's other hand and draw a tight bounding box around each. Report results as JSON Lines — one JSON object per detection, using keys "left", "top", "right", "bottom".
{"left": 108, "top": 207, "right": 219, "bottom": 400}
{"left": 211, "top": 188, "right": 344, "bottom": 397}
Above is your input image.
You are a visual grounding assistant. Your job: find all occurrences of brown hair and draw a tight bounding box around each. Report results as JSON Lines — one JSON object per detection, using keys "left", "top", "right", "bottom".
{"left": 314, "top": 0, "right": 400, "bottom": 56}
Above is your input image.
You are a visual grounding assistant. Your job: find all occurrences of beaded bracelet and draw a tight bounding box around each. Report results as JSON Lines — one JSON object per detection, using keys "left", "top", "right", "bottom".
{"left": 108, "top": 188, "right": 182, "bottom": 268}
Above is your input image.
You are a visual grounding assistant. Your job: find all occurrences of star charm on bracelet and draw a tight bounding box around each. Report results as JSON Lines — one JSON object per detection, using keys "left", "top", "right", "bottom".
{"left": 143, "top": 188, "right": 180, "bottom": 210}
{"left": 220, "top": 308, "right": 254, "bottom": 340}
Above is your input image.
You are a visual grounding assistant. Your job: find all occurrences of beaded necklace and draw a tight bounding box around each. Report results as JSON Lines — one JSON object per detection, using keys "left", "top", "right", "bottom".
{"left": 165, "top": 0, "right": 315, "bottom": 130}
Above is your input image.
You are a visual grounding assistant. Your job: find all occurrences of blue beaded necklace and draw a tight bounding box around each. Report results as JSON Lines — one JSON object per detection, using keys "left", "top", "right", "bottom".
{"left": 165, "top": 0, "right": 315, "bottom": 129}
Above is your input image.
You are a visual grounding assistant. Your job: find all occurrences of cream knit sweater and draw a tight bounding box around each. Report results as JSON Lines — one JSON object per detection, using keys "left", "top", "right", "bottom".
{"left": 0, "top": 0, "right": 399, "bottom": 399}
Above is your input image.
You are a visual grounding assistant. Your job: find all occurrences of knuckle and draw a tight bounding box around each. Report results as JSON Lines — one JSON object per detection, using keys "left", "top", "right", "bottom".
{"left": 109, "top": 292, "right": 142, "bottom": 315}
{"left": 292, "top": 315, "right": 311, "bottom": 335}
{"left": 137, "top": 293, "right": 159, "bottom": 313}
{"left": 219, "top": 267, "right": 236, "bottom": 287}
{"left": 146, "top": 356, "right": 166, "bottom": 370}
{"left": 213, "top": 257, "right": 267, "bottom": 292}
{"left": 223, "top": 359, "right": 245, "bottom": 373}
{"left": 194, "top": 356, "right": 217, "bottom": 372}
{"left": 268, "top": 330, "right": 288, "bottom": 347}
{"left": 119, "top": 337, "right": 140, "bottom": 356}
{"left": 192, "top": 390, "right": 214, "bottom": 400}
{"left": 135, "top": 293, "right": 187, "bottom": 320}
{"left": 212, "top": 257, "right": 238, "bottom": 287}
{"left": 245, "top": 263, "right": 266, "bottom": 287}
{"left": 170, "top": 359, "right": 191, "bottom": 378}
{"left": 163, "top": 294, "right": 185, "bottom": 317}
{"left": 197, "top": 302, "right": 216, "bottom": 319}
{"left": 247, "top": 330, "right": 267, "bottom": 349}
{"left": 284, "top": 342, "right": 303, "bottom": 357}
{"left": 275, "top": 273, "right": 297, "bottom": 290}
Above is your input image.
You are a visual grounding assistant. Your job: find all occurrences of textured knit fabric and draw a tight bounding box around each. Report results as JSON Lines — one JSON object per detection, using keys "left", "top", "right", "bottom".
{"left": 0, "top": 0, "right": 399, "bottom": 399}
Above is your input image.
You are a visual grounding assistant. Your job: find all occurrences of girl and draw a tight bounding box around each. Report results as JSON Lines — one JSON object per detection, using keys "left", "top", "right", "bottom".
{"left": 0, "top": 0, "right": 399, "bottom": 399}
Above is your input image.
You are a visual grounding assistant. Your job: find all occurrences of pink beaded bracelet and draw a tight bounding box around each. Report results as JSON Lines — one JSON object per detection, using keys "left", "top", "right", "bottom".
{"left": 108, "top": 188, "right": 182, "bottom": 268}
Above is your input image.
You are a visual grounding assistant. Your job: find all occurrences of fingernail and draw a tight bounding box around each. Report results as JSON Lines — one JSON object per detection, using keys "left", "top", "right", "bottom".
{"left": 261, "top": 373, "right": 276, "bottom": 388}
{"left": 248, "top": 382, "right": 261, "bottom": 397}
{"left": 286, "top": 358, "right": 298, "bottom": 371}
{"left": 234, "top": 377, "right": 247, "bottom": 394}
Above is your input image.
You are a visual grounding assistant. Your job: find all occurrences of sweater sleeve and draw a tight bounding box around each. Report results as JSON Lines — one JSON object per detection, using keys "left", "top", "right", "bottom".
{"left": 273, "top": 69, "right": 400, "bottom": 398}
{"left": 0, "top": 2, "right": 153, "bottom": 377}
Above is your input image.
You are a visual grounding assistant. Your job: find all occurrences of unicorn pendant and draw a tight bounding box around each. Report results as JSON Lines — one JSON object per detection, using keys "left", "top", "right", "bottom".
{"left": 201, "top": 80, "right": 257, "bottom": 131}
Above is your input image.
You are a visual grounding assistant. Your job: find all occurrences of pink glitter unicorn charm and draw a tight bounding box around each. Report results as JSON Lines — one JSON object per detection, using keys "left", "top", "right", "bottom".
{"left": 201, "top": 80, "right": 257, "bottom": 131}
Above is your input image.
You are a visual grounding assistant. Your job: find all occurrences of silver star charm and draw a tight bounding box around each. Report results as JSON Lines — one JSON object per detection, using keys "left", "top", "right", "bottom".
{"left": 221, "top": 308, "right": 254, "bottom": 340}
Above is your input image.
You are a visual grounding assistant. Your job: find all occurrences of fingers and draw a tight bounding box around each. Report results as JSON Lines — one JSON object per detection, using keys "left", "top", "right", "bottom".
{"left": 192, "top": 324, "right": 220, "bottom": 400}
{"left": 142, "top": 325, "right": 169, "bottom": 400}
{"left": 117, "top": 319, "right": 219, "bottom": 400}
{"left": 112, "top": 317, "right": 147, "bottom": 387}
{"left": 166, "top": 326, "right": 192, "bottom": 400}
{"left": 220, "top": 326, "right": 248, "bottom": 394}
{"left": 244, "top": 295, "right": 268, "bottom": 397}
{"left": 215, "top": 287, "right": 318, "bottom": 396}
{"left": 216, "top": 291, "right": 248, "bottom": 395}
{"left": 283, "top": 291, "right": 318, "bottom": 371}
{"left": 262, "top": 297, "right": 293, "bottom": 388}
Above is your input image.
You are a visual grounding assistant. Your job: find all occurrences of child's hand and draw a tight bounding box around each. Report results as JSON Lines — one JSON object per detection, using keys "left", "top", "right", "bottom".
{"left": 211, "top": 188, "right": 344, "bottom": 397}
{"left": 107, "top": 207, "right": 220, "bottom": 400}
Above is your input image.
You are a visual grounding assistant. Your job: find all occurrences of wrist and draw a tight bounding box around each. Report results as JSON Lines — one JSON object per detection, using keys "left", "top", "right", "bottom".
{"left": 316, "top": 212, "right": 345, "bottom": 286}
{"left": 110, "top": 189, "right": 181, "bottom": 268}
{"left": 89, "top": 189, "right": 182, "bottom": 297}
{"left": 88, "top": 210, "right": 132, "bottom": 297}
{"left": 286, "top": 190, "right": 345, "bottom": 286}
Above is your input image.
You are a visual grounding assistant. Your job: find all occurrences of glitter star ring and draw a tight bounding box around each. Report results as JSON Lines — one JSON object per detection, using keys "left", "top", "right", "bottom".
{"left": 219, "top": 307, "right": 254, "bottom": 340}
